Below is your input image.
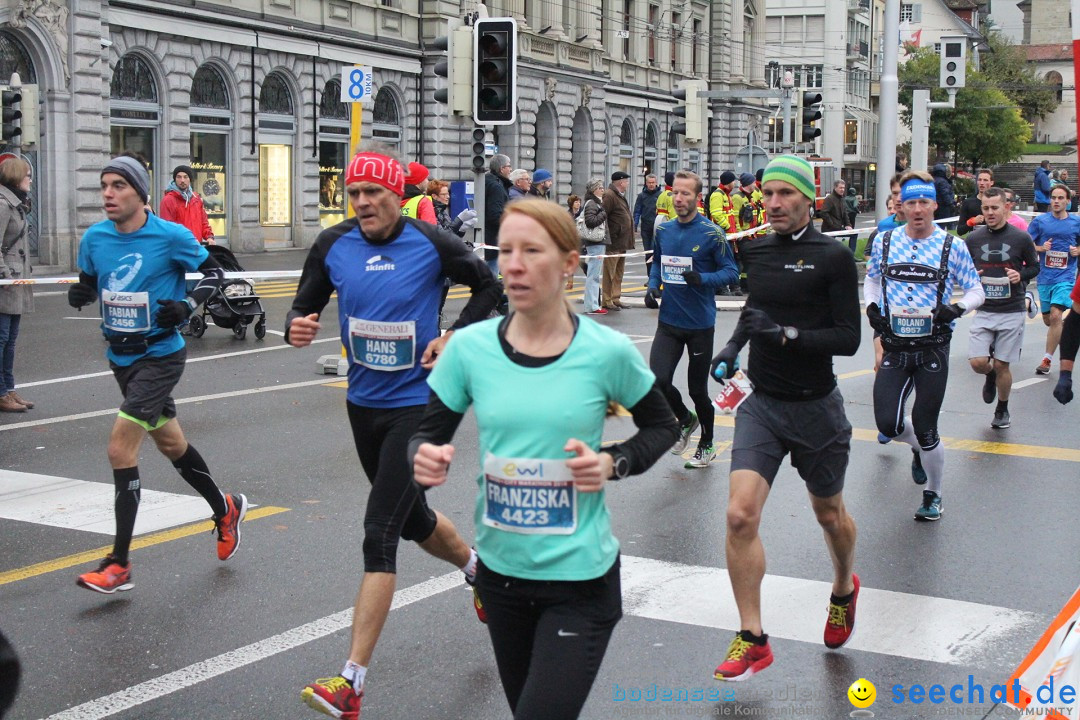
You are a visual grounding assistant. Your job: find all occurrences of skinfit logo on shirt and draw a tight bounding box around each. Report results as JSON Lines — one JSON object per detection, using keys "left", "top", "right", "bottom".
{"left": 365, "top": 254, "right": 396, "bottom": 272}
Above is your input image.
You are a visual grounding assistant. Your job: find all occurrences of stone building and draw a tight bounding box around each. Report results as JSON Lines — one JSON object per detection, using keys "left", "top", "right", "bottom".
{"left": 0, "top": 0, "right": 766, "bottom": 271}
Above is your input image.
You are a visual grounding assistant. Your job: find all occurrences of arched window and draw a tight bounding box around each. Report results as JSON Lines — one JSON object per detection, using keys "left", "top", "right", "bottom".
{"left": 618, "top": 118, "right": 634, "bottom": 175}
{"left": 320, "top": 79, "right": 348, "bottom": 120}
{"left": 259, "top": 73, "right": 293, "bottom": 115}
{"left": 318, "top": 79, "right": 350, "bottom": 229}
{"left": 667, "top": 127, "right": 680, "bottom": 175}
{"left": 192, "top": 65, "right": 229, "bottom": 109}
{"left": 110, "top": 54, "right": 158, "bottom": 102}
{"left": 0, "top": 32, "right": 36, "bottom": 84}
{"left": 1046, "top": 71, "right": 1064, "bottom": 103}
{"left": 644, "top": 123, "right": 659, "bottom": 176}
{"left": 372, "top": 87, "right": 402, "bottom": 148}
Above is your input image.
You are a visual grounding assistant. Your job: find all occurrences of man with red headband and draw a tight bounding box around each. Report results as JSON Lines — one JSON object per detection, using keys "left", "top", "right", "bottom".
{"left": 287, "top": 143, "right": 501, "bottom": 719}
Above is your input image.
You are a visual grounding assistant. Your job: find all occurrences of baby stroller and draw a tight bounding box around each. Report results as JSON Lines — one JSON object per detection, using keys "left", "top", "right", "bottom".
{"left": 187, "top": 245, "right": 267, "bottom": 340}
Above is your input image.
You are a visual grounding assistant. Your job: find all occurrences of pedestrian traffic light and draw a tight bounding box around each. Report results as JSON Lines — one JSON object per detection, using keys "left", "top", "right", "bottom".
{"left": 473, "top": 17, "right": 517, "bottom": 125}
{"left": 433, "top": 23, "right": 474, "bottom": 118}
{"left": 0, "top": 86, "right": 22, "bottom": 146}
{"left": 796, "top": 91, "right": 822, "bottom": 144}
{"left": 939, "top": 36, "right": 966, "bottom": 89}
{"left": 18, "top": 85, "right": 37, "bottom": 146}
{"left": 470, "top": 127, "right": 486, "bottom": 172}
{"left": 672, "top": 80, "right": 706, "bottom": 143}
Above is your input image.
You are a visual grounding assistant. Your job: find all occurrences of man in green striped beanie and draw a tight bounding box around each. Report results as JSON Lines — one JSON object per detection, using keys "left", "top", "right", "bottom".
{"left": 709, "top": 152, "right": 864, "bottom": 681}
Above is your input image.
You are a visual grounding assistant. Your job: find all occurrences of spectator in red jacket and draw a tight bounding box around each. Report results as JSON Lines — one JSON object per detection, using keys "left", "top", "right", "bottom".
{"left": 159, "top": 165, "right": 214, "bottom": 244}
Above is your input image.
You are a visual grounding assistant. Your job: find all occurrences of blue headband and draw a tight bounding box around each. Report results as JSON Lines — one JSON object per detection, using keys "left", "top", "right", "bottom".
{"left": 901, "top": 180, "right": 936, "bottom": 202}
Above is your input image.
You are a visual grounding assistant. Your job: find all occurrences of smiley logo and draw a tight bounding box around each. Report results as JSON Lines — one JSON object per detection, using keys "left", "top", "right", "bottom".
{"left": 848, "top": 678, "right": 876, "bottom": 708}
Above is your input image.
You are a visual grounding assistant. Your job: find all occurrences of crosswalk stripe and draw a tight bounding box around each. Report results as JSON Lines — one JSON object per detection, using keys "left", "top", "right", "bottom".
{"left": 38, "top": 556, "right": 1046, "bottom": 719}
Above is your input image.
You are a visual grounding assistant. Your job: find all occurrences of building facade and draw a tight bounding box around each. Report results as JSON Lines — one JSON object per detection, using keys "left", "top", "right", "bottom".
{"left": 0, "top": 0, "right": 766, "bottom": 272}
{"left": 765, "top": 0, "right": 877, "bottom": 196}
{"left": 1017, "top": 0, "right": 1075, "bottom": 145}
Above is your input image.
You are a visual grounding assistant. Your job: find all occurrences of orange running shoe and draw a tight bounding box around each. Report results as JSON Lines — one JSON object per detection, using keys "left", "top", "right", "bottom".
{"left": 214, "top": 493, "right": 248, "bottom": 561}
{"left": 77, "top": 555, "right": 133, "bottom": 594}
{"left": 301, "top": 675, "right": 362, "bottom": 719}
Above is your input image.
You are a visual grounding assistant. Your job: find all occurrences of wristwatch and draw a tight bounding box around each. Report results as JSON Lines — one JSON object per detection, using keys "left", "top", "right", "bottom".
{"left": 782, "top": 326, "right": 799, "bottom": 343}
{"left": 605, "top": 449, "right": 630, "bottom": 481}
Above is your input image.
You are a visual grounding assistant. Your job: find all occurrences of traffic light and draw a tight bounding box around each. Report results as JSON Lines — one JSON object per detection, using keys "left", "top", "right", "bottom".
{"left": 1, "top": 86, "right": 22, "bottom": 146}
{"left": 470, "top": 127, "right": 486, "bottom": 172}
{"left": 672, "top": 80, "right": 706, "bottom": 143}
{"left": 18, "top": 85, "right": 37, "bottom": 145}
{"left": 473, "top": 17, "right": 517, "bottom": 125}
{"left": 433, "top": 23, "right": 474, "bottom": 118}
{"left": 939, "top": 36, "right": 966, "bottom": 89}
{"left": 796, "top": 91, "right": 822, "bottom": 144}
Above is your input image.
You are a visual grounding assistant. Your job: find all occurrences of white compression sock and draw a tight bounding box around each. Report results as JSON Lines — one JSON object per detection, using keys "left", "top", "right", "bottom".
{"left": 893, "top": 417, "right": 918, "bottom": 449}
{"left": 462, "top": 547, "right": 478, "bottom": 583}
{"left": 341, "top": 660, "right": 366, "bottom": 695}
{"left": 920, "top": 441, "right": 945, "bottom": 495}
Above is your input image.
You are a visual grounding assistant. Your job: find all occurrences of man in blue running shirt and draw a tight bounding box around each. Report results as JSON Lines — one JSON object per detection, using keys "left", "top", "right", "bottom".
{"left": 1027, "top": 184, "right": 1080, "bottom": 375}
{"left": 644, "top": 170, "right": 738, "bottom": 469}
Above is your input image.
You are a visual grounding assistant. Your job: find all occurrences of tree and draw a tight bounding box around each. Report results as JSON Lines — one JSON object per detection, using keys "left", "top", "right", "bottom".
{"left": 979, "top": 27, "right": 1059, "bottom": 123}
{"left": 899, "top": 47, "right": 1031, "bottom": 169}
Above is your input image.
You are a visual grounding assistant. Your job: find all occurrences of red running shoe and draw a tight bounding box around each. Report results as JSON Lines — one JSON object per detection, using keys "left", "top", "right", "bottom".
{"left": 714, "top": 633, "right": 773, "bottom": 681}
{"left": 300, "top": 675, "right": 362, "bottom": 719}
{"left": 77, "top": 555, "right": 133, "bottom": 594}
{"left": 214, "top": 493, "right": 248, "bottom": 561}
{"left": 824, "top": 573, "right": 860, "bottom": 649}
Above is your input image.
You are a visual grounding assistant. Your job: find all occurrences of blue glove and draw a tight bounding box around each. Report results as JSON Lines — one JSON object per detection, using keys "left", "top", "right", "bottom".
{"left": 710, "top": 342, "right": 740, "bottom": 382}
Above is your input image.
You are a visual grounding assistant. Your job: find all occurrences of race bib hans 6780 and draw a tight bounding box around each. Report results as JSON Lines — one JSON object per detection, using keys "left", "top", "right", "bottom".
{"left": 482, "top": 453, "right": 576, "bottom": 535}
{"left": 101, "top": 290, "right": 151, "bottom": 333}
{"left": 348, "top": 318, "right": 416, "bottom": 371}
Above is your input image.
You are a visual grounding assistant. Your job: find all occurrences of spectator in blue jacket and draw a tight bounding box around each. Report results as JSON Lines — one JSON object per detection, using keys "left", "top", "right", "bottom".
{"left": 1034, "top": 160, "right": 1053, "bottom": 212}
{"left": 931, "top": 163, "right": 956, "bottom": 225}
{"left": 634, "top": 174, "right": 663, "bottom": 276}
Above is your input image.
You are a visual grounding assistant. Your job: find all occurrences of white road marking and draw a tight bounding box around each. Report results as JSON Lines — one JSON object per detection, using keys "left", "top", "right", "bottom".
{"left": 1011, "top": 378, "right": 1049, "bottom": 390}
{"left": 39, "top": 557, "right": 1048, "bottom": 719}
{"left": 0, "top": 377, "right": 338, "bottom": 433}
{"left": 0, "top": 470, "right": 221, "bottom": 535}
{"left": 619, "top": 555, "right": 1044, "bottom": 668}
{"left": 41, "top": 571, "right": 466, "bottom": 720}
{"left": 17, "top": 337, "right": 340, "bottom": 389}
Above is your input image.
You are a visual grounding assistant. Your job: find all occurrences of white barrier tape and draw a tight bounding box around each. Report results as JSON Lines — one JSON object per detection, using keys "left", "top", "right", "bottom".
{"left": 0, "top": 270, "right": 303, "bottom": 286}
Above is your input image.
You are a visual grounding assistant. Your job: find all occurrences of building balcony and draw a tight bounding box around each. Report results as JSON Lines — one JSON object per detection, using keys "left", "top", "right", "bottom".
{"left": 846, "top": 41, "right": 869, "bottom": 62}
{"left": 847, "top": 0, "right": 871, "bottom": 13}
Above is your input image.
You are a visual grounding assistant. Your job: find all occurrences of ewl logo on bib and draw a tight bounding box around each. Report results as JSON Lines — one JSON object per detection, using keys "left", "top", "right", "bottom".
{"left": 366, "top": 254, "right": 396, "bottom": 272}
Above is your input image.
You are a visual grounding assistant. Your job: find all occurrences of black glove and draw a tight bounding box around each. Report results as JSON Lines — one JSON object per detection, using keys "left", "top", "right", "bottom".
{"left": 865, "top": 302, "right": 890, "bottom": 334}
{"left": 67, "top": 282, "right": 97, "bottom": 310}
{"left": 932, "top": 303, "right": 963, "bottom": 325}
{"left": 1054, "top": 371, "right": 1073, "bottom": 405}
{"left": 682, "top": 270, "right": 702, "bottom": 286}
{"left": 644, "top": 288, "right": 660, "bottom": 309}
{"left": 741, "top": 307, "right": 783, "bottom": 344}
{"left": 155, "top": 298, "right": 193, "bottom": 328}
{"left": 710, "top": 342, "right": 740, "bottom": 383}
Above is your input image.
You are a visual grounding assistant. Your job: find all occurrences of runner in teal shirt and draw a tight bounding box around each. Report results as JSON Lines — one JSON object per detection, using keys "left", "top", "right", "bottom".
{"left": 411, "top": 199, "right": 676, "bottom": 720}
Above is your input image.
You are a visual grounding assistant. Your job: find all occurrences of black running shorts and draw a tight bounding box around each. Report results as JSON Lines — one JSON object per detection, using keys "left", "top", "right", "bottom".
{"left": 729, "top": 387, "right": 852, "bottom": 498}
{"left": 110, "top": 348, "right": 186, "bottom": 427}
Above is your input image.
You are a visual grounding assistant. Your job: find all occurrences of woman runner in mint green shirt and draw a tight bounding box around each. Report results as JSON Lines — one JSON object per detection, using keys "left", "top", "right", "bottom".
{"left": 411, "top": 199, "right": 677, "bottom": 719}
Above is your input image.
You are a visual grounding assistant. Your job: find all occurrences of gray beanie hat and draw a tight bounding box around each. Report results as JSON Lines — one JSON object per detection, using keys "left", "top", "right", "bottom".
{"left": 102, "top": 156, "right": 151, "bottom": 203}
